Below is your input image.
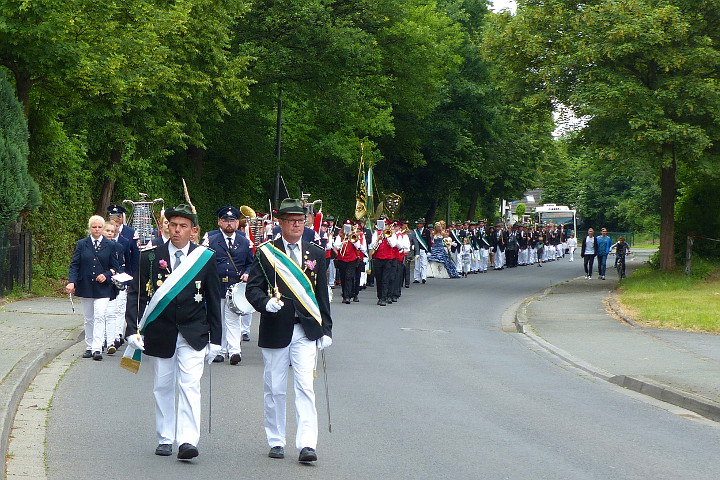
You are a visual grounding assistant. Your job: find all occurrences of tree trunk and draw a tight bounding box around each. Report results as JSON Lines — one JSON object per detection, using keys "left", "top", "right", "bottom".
{"left": 188, "top": 145, "right": 205, "bottom": 181}
{"left": 13, "top": 69, "right": 32, "bottom": 119}
{"left": 467, "top": 189, "right": 478, "bottom": 221}
{"left": 658, "top": 149, "right": 677, "bottom": 271}
{"left": 426, "top": 198, "right": 438, "bottom": 226}
{"left": 94, "top": 149, "right": 122, "bottom": 215}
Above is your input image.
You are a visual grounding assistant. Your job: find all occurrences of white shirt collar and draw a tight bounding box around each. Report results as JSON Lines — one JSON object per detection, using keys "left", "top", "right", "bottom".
{"left": 168, "top": 242, "right": 191, "bottom": 261}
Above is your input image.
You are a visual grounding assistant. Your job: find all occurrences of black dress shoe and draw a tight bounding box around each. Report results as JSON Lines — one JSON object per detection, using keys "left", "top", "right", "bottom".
{"left": 343, "top": 298, "right": 350, "bottom": 304}
{"left": 298, "top": 447, "right": 317, "bottom": 463}
{"left": 352, "top": 297, "right": 359, "bottom": 302}
{"left": 268, "top": 446, "right": 284, "bottom": 459}
{"left": 177, "top": 443, "right": 199, "bottom": 460}
{"left": 155, "top": 444, "right": 172, "bottom": 456}
{"left": 82, "top": 350, "right": 92, "bottom": 358}
{"left": 92, "top": 351, "right": 102, "bottom": 361}
{"left": 230, "top": 353, "right": 241, "bottom": 365}
{"left": 377, "top": 300, "right": 386, "bottom": 306}
{"left": 114, "top": 339, "right": 121, "bottom": 349}
{"left": 213, "top": 354, "right": 224, "bottom": 363}
{"left": 413, "top": 280, "right": 420, "bottom": 283}
{"left": 386, "top": 298, "right": 393, "bottom": 304}
{"left": 242, "top": 333, "right": 250, "bottom": 342}
{"left": 421, "top": 279, "right": 426, "bottom": 284}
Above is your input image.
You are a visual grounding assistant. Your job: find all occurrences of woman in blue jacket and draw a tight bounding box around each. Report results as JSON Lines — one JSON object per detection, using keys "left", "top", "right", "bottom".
{"left": 66, "top": 215, "right": 120, "bottom": 360}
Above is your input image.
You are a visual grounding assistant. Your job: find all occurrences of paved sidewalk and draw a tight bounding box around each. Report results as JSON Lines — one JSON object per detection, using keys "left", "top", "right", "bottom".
{"left": 516, "top": 250, "right": 720, "bottom": 421}
{"left": 0, "top": 297, "right": 82, "bottom": 478}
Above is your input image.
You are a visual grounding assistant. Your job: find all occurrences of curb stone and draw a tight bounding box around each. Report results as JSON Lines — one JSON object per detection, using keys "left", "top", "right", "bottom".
{"left": 1, "top": 327, "right": 83, "bottom": 479}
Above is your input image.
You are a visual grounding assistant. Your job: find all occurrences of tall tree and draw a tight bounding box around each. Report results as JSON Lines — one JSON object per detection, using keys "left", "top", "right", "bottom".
{"left": 484, "top": 0, "right": 720, "bottom": 270}
{"left": 0, "top": 71, "right": 40, "bottom": 229}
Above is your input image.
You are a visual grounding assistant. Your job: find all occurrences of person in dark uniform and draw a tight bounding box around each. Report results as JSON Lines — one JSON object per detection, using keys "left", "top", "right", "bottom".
{"left": 245, "top": 198, "right": 333, "bottom": 463}
{"left": 108, "top": 204, "right": 139, "bottom": 271}
{"left": 207, "top": 206, "right": 253, "bottom": 363}
{"left": 124, "top": 204, "right": 222, "bottom": 460}
{"left": 66, "top": 215, "right": 121, "bottom": 360}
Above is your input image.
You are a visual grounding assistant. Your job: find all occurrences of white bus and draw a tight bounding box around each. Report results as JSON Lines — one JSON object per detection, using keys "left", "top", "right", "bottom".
{"left": 535, "top": 204, "right": 577, "bottom": 234}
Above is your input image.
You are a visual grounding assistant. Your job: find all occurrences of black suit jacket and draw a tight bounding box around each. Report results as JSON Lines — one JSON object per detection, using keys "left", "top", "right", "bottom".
{"left": 125, "top": 242, "right": 222, "bottom": 358}
{"left": 68, "top": 236, "right": 120, "bottom": 299}
{"left": 245, "top": 238, "right": 332, "bottom": 349}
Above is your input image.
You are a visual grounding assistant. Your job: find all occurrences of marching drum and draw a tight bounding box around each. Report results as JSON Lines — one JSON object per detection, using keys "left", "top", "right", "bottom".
{"left": 226, "top": 282, "right": 255, "bottom": 315}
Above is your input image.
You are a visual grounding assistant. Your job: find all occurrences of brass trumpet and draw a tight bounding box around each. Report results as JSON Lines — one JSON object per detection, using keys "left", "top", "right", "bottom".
{"left": 349, "top": 232, "right": 359, "bottom": 243}
{"left": 383, "top": 228, "right": 393, "bottom": 238}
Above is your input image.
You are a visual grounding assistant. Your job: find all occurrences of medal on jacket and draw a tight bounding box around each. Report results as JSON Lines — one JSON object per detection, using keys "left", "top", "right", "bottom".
{"left": 194, "top": 280, "right": 203, "bottom": 302}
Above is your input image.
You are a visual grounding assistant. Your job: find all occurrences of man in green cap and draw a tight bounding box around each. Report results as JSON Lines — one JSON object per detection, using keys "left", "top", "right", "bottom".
{"left": 125, "top": 204, "right": 222, "bottom": 461}
{"left": 245, "top": 198, "right": 333, "bottom": 464}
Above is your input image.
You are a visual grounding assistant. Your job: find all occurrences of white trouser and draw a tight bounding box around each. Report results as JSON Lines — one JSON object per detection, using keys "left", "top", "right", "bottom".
{"left": 83, "top": 297, "right": 110, "bottom": 352}
{"left": 529, "top": 248, "right": 537, "bottom": 264}
{"left": 494, "top": 250, "right": 504, "bottom": 269}
{"left": 360, "top": 257, "right": 368, "bottom": 286}
{"left": 557, "top": 245, "right": 564, "bottom": 258}
{"left": 518, "top": 248, "right": 527, "bottom": 265}
{"left": 105, "top": 298, "right": 117, "bottom": 344}
{"left": 327, "top": 259, "right": 336, "bottom": 285}
{"left": 262, "top": 324, "right": 318, "bottom": 451}
{"left": 451, "top": 251, "right": 458, "bottom": 265}
{"left": 413, "top": 250, "right": 428, "bottom": 281}
{"left": 479, "top": 248, "right": 488, "bottom": 271}
{"left": 470, "top": 249, "right": 480, "bottom": 271}
{"left": 569, "top": 247, "right": 576, "bottom": 261}
{"left": 220, "top": 299, "right": 242, "bottom": 356}
{"left": 241, "top": 313, "right": 252, "bottom": 336}
{"left": 115, "top": 289, "right": 128, "bottom": 338}
{"left": 153, "top": 333, "right": 205, "bottom": 446}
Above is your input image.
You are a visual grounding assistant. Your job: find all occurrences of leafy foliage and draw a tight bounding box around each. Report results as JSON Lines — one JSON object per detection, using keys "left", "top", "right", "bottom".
{"left": 0, "top": 71, "right": 39, "bottom": 228}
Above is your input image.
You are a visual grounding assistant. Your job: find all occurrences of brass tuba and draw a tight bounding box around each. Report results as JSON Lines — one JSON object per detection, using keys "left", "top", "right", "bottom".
{"left": 240, "top": 205, "right": 256, "bottom": 219}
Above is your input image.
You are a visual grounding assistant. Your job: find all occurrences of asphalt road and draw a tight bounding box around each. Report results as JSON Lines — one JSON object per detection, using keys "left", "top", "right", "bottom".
{"left": 47, "top": 258, "right": 720, "bottom": 480}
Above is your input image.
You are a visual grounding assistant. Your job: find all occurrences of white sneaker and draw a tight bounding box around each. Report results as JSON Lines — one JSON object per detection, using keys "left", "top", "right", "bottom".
{"left": 588, "top": 276, "right": 592, "bottom": 280}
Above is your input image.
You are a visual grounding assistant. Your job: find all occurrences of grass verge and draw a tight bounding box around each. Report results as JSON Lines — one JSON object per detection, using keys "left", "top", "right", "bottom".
{"left": 617, "top": 260, "right": 720, "bottom": 333}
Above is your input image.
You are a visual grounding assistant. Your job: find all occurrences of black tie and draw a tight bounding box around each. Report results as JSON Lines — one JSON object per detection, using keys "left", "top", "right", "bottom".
{"left": 94, "top": 240, "right": 100, "bottom": 251}
{"left": 227, "top": 237, "right": 233, "bottom": 249}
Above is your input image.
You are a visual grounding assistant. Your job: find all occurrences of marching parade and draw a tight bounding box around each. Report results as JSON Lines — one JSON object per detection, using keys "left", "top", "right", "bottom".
{"left": 64, "top": 183, "right": 584, "bottom": 465}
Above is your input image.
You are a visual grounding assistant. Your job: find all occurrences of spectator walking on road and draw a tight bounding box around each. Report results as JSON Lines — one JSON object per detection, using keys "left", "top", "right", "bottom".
{"left": 581, "top": 228, "right": 599, "bottom": 279}
{"left": 596, "top": 228, "right": 611, "bottom": 280}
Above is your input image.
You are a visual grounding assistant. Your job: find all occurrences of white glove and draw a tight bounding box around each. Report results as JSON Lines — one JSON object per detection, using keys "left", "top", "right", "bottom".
{"left": 316, "top": 335, "right": 333, "bottom": 350}
{"left": 205, "top": 344, "right": 222, "bottom": 364}
{"left": 265, "top": 297, "right": 284, "bottom": 313}
{"left": 353, "top": 241, "right": 362, "bottom": 249}
{"left": 415, "top": 255, "right": 420, "bottom": 260}
{"left": 127, "top": 334, "right": 145, "bottom": 351}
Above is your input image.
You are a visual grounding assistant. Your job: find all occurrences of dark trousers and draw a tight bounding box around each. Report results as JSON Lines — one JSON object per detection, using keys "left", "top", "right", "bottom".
{"left": 390, "top": 259, "right": 403, "bottom": 299}
{"left": 583, "top": 254, "right": 596, "bottom": 276}
{"left": 337, "top": 259, "right": 359, "bottom": 300}
{"left": 506, "top": 249, "right": 517, "bottom": 267}
{"left": 597, "top": 254, "right": 608, "bottom": 276}
{"left": 373, "top": 258, "right": 393, "bottom": 301}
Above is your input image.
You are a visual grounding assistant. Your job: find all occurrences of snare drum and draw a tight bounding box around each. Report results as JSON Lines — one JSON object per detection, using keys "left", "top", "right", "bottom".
{"left": 225, "top": 282, "right": 255, "bottom": 315}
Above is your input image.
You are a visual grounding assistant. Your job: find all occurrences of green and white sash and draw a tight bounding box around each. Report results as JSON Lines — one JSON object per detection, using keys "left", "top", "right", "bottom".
{"left": 259, "top": 242, "right": 322, "bottom": 326}
{"left": 415, "top": 229, "right": 429, "bottom": 252}
{"left": 120, "top": 246, "right": 214, "bottom": 374}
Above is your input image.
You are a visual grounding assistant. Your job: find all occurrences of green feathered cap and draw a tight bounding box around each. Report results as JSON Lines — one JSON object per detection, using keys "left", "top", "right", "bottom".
{"left": 165, "top": 204, "right": 198, "bottom": 226}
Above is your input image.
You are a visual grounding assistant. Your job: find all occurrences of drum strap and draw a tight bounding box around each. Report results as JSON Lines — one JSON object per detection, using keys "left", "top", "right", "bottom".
{"left": 223, "top": 242, "right": 242, "bottom": 279}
